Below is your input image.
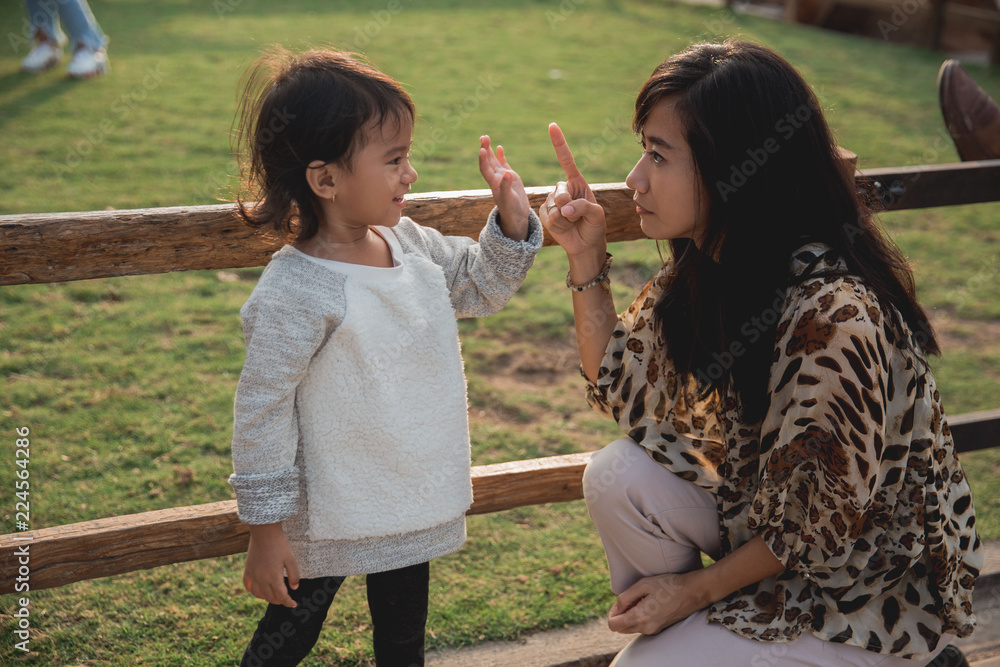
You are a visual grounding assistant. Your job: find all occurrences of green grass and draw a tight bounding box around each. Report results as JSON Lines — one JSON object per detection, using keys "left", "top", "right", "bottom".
{"left": 1, "top": 0, "right": 1000, "bottom": 664}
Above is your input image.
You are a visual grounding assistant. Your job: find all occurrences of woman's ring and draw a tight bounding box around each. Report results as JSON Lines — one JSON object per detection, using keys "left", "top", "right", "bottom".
{"left": 547, "top": 203, "right": 558, "bottom": 213}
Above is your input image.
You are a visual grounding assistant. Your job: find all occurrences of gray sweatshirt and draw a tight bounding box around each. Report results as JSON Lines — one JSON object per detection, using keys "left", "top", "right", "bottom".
{"left": 230, "top": 210, "right": 542, "bottom": 577}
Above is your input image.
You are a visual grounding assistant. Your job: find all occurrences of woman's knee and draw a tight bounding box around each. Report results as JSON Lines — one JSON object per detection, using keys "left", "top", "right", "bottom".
{"left": 583, "top": 438, "right": 649, "bottom": 510}
{"left": 584, "top": 438, "right": 717, "bottom": 525}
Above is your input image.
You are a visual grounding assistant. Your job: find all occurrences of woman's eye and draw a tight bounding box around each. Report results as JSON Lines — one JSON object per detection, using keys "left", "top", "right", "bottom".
{"left": 637, "top": 140, "right": 663, "bottom": 164}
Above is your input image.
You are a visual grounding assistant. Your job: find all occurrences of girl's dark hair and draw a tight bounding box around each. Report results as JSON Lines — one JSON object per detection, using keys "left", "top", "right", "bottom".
{"left": 233, "top": 48, "right": 415, "bottom": 243}
{"left": 634, "top": 40, "right": 938, "bottom": 422}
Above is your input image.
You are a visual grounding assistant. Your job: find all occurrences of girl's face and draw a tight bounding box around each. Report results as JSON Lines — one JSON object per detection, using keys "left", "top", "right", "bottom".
{"left": 326, "top": 117, "right": 418, "bottom": 234}
{"left": 625, "top": 98, "right": 708, "bottom": 244}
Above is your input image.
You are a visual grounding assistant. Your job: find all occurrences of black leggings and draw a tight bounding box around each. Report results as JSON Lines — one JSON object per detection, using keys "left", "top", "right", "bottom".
{"left": 239, "top": 561, "right": 429, "bottom": 667}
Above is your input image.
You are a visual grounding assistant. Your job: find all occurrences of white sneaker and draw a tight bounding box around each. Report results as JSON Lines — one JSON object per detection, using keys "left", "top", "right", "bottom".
{"left": 20, "top": 41, "right": 62, "bottom": 73}
{"left": 66, "top": 46, "right": 109, "bottom": 78}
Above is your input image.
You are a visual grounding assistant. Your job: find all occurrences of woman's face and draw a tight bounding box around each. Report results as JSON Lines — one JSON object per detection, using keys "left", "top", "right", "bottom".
{"left": 625, "top": 98, "right": 708, "bottom": 244}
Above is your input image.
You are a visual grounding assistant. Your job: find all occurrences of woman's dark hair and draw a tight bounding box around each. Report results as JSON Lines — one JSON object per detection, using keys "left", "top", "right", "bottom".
{"left": 233, "top": 48, "right": 415, "bottom": 243}
{"left": 634, "top": 40, "right": 938, "bottom": 422}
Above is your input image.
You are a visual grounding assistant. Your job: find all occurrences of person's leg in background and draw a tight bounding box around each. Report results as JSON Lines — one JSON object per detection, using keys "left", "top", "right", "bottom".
{"left": 20, "top": 0, "right": 109, "bottom": 77}
{"left": 57, "top": 0, "right": 109, "bottom": 77}
{"left": 20, "top": 0, "right": 65, "bottom": 73}
{"left": 939, "top": 60, "right": 1000, "bottom": 160}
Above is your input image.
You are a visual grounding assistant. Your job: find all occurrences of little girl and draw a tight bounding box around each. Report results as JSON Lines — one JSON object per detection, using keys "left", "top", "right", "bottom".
{"left": 228, "top": 48, "right": 542, "bottom": 667}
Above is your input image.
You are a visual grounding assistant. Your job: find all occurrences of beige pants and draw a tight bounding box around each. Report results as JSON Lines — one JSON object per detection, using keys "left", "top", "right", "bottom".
{"left": 583, "top": 438, "right": 950, "bottom": 667}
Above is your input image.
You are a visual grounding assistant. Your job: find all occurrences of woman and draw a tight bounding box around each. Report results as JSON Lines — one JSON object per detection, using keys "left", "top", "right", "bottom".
{"left": 540, "top": 40, "right": 981, "bottom": 666}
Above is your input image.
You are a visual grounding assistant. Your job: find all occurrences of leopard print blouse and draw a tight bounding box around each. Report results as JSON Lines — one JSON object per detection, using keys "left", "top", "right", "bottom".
{"left": 586, "top": 243, "right": 982, "bottom": 659}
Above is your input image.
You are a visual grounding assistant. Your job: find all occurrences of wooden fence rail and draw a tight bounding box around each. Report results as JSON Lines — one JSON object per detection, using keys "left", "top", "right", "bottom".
{"left": 1, "top": 160, "right": 999, "bottom": 596}
{"left": 2, "top": 411, "right": 998, "bottom": 595}
{"left": 3, "top": 159, "right": 999, "bottom": 286}
{"left": 0, "top": 454, "right": 592, "bottom": 594}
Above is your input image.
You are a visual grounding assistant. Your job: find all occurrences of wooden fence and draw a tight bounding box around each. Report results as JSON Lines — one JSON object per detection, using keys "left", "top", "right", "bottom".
{"left": 2, "top": 160, "right": 1000, "bottom": 595}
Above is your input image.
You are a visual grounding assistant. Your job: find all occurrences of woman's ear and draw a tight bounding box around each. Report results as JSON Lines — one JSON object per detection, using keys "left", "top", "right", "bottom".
{"left": 305, "top": 160, "right": 338, "bottom": 199}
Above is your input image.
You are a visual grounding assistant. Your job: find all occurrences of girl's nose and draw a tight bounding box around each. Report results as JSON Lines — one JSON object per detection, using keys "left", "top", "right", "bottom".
{"left": 404, "top": 163, "right": 418, "bottom": 184}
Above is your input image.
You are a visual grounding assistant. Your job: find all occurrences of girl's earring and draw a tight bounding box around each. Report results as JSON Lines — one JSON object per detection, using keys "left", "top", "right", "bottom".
{"left": 330, "top": 194, "right": 336, "bottom": 203}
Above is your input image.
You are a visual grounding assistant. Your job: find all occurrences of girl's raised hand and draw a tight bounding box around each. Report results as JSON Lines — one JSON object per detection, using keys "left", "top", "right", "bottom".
{"left": 541, "top": 123, "right": 607, "bottom": 258}
{"left": 479, "top": 135, "right": 531, "bottom": 241}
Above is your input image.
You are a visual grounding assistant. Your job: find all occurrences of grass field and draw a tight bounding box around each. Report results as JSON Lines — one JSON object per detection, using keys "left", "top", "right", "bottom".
{"left": 1, "top": 0, "right": 999, "bottom": 664}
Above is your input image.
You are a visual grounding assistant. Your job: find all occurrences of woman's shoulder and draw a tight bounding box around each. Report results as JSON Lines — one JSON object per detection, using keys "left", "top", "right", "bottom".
{"left": 785, "top": 243, "right": 879, "bottom": 314}
{"left": 787, "top": 242, "right": 847, "bottom": 278}
{"left": 626, "top": 262, "right": 674, "bottom": 312}
{"left": 777, "top": 244, "right": 888, "bottom": 357}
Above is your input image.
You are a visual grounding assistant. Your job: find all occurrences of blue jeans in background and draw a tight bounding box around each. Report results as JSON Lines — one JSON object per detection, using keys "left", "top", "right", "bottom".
{"left": 23, "top": 0, "right": 107, "bottom": 51}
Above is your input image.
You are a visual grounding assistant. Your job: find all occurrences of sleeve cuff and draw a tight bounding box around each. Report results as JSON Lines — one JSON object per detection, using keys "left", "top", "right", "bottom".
{"left": 480, "top": 207, "right": 543, "bottom": 278}
{"left": 581, "top": 365, "right": 616, "bottom": 418}
{"left": 754, "top": 510, "right": 826, "bottom": 578}
{"left": 757, "top": 523, "right": 796, "bottom": 569}
{"left": 229, "top": 467, "right": 300, "bottom": 525}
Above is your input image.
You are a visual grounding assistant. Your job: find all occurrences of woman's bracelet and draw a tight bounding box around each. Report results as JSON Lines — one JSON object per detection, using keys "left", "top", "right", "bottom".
{"left": 566, "top": 252, "right": 613, "bottom": 294}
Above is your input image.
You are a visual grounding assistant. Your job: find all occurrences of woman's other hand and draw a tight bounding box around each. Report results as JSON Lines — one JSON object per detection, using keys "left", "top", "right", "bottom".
{"left": 607, "top": 572, "right": 709, "bottom": 635}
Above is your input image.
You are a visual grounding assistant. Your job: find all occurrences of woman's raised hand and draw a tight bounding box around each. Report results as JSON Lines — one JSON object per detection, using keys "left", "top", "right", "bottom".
{"left": 540, "top": 123, "right": 607, "bottom": 258}
{"left": 543, "top": 123, "right": 618, "bottom": 384}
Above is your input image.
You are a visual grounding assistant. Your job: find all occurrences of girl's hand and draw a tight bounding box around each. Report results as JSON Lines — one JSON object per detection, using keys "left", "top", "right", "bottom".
{"left": 540, "top": 123, "right": 607, "bottom": 259}
{"left": 479, "top": 135, "right": 531, "bottom": 241}
{"left": 606, "top": 572, "right": 709, "bottom": 635}
{"left": 243, "top": 523, "right": 300, "bottom": 608}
